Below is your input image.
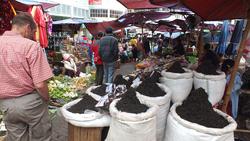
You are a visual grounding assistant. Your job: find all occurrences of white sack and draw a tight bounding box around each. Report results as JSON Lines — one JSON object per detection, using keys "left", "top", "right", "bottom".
{"left": 61, "top": 98, "right": 110, "bottom": 127}
{"left": 86, "top": 86, "right": 103, "bottom": 101}
{"left": 164, "top": 103, "right": 237, "bottom": 141}
{"left": 160, "top": 69, "right": 193, "bottom": 103}
{"left": 106, "top": 99, "right": 158, "bottom": 141}
{"left": 136, "top": 83, "right": 172, "bottom": 141}
{"left": 193, "top": 71, "right": 226, "bottom": 105}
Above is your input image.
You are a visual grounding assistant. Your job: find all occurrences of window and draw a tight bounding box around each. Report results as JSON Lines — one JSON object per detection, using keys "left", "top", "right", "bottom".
{"left": 90, "top": 9, "right": 108, "bottom": 17}
{"left": 110, "top": 10, "right": 123, "bottom": 18}
{"left": 66, "top": 5, "right": 71, "bottom": 15}
{"left": 73, "top": 7, "right": 77, "bottom": 16}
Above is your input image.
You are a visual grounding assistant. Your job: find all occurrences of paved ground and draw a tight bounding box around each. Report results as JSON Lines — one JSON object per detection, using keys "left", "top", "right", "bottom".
{"left": 51, "top": 62, "right": 136, "bottom": 141}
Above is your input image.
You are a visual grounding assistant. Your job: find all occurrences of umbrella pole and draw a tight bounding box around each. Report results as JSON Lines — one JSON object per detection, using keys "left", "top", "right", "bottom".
{"left": 197, "top": 28, "right": 204, "bottom": 59}
{"left": 222, "top": 11, "right": 250, "bottom": 112}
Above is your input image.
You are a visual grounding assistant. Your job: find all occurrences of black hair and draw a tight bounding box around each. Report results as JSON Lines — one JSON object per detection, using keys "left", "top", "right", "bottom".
{"left": 105, "top": 27, "right": 113, "bottom": 34}
{"left": 204, "top": 43, "right": 211, "bottom": 51}
{"left": 221, "top": 59, "right": 235, "bottom": 73}
{"left": 97, "top": 32, "right": 104, "bottom": 38}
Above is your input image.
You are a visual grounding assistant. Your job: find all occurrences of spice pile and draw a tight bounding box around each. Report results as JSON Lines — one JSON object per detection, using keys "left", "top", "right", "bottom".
{"left": 176, "top": 88, "right": 229, "bottom": 128}
{"left": 113, "top": 75, "right": 132, "bottom": 88}
{"left": 196, "top": 60, "right": 219, "bottom": 75}
{"left": 91, "top": 84, "right": 107, "bottom": 96}
{"left": 67, "top": 94, "right": 98, "bottom": 113}
{"left": 116, "top": 88, "right": 149, "bottom": 114}
{"left": 167, "top": 61, "right": 185, "bottom": 73}
{"left": 136, "top": 81, "right": 166, "bottom": 97}
{"left": 144, "top": 71, "right": 162, "bottom": 83}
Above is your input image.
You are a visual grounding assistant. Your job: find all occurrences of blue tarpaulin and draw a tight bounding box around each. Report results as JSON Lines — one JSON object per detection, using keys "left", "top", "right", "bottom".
{"left": 225, "top": 20, "right": 244, "bottom": 56}
{"left": 216, "top": 20, "right": 229, "bottom": 54}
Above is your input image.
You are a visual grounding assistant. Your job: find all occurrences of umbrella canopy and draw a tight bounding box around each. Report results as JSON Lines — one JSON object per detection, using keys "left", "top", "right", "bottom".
{"left": 117, "top": 11, "right": 171, "bottom": 25}
{"left": 216, "top": 20, "right": 230, "bottom": 54}
{"left": 12, "top": 0, "right": 59, "bottom": 11}
{"left": 168, "top": 19, "right": 187, "bottom": 31}
{"left": 85, "top": 21, "right": 126, "bottom": 36}
{"left": 117, "top": 0, "right": 162, "bottom": 9}
{"left": 156, "top": 25, "right": 180, "bottom": 32}
{"left": 53, "top": 18, "right": 95, "bottom": 25}
{"left": 150, "top": 0, "right": 250, "bottom": 20}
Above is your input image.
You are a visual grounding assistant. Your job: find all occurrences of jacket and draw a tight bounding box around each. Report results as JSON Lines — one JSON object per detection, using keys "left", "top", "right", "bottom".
{"left": 99, "top": 34, "right": 119, "bottom": 63}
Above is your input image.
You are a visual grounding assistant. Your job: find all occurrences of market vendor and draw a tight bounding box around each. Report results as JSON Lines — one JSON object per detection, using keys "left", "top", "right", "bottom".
{"left": 0, "top": 12, "right": 53, "bottom": 141}
{"left": 62, "top": 53, "right": 77, "bottom": 77}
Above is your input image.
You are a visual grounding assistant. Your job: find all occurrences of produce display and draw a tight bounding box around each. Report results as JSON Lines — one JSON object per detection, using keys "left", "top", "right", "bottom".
{"left": 167, "top": 61, "right": 185, "bottom": 73}
{"left": 48, "top": 74, "right": 95, "bottom": 105}
{"left": 196, "top": 60, "right": 219, "bottom": 75}
{"left": 116, "top": 88, "right": 149, "bottom": 114}
{"left": 136, "top": 81, "right": 165, "bottom": 97}
{"left": 176, "top": 88, "right": 229, "bottom": 128}
{"left": 67, "top": 94, "right": 98, "bottom": 113}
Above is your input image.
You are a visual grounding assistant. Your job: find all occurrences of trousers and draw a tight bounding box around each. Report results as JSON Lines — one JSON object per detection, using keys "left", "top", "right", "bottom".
{"left": 103, "top": 62, "right": 116, "bottom": 83}
{"left": 0, "top": 92, "right": 51, "bottom": 141}
{"left": 96, "top": 64, "right": 104, "bottom": 85}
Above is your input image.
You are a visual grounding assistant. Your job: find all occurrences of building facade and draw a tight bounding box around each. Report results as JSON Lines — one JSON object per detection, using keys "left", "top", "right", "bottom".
{"left": 46, "top": 0, "right": 126, "bottom": 21}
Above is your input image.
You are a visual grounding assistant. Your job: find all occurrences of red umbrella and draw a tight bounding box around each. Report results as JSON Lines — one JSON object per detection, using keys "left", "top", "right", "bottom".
{"left": 117, "top": 0, "right": 162, "bottom": 9}
{"left": 118, "top": 11, "right": 171, "bottom": 25}
{"left": 85, "top": 20, "right": 125, "bottom": 36}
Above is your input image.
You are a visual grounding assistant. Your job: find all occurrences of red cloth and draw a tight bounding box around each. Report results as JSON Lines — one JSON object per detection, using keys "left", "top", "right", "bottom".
{"left": 91, "top": 40, "right": 103, "bottom": 65}
{"left": 0, "top": 31, "right": 53, "bottom": 99}
{"left": 30, "top": 6, "right": 48, "bottom": 48}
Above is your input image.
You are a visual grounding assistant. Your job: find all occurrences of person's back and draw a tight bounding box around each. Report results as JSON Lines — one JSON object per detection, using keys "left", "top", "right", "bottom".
{"left": 99, "top": 34, "right": 119, "bottom": 63}
{"left": 99, "top": 27, "right": 118, "bottom": 83}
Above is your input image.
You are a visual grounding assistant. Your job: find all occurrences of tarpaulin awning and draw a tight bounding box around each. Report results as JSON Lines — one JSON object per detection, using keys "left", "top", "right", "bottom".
{"left": 150, "top": 0, "right": 250, "bottom": 20}
{"left": 149, "top": 0, "right": 179, "bottom": 8}
{"left": 117, "top": 0, "right": 162, "bottom": 9}
{"left": 53, "top": 18, "right": 96, "bottom": 25}
{"left": 12, "top": 0, "right": 59, "bottom": 11}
